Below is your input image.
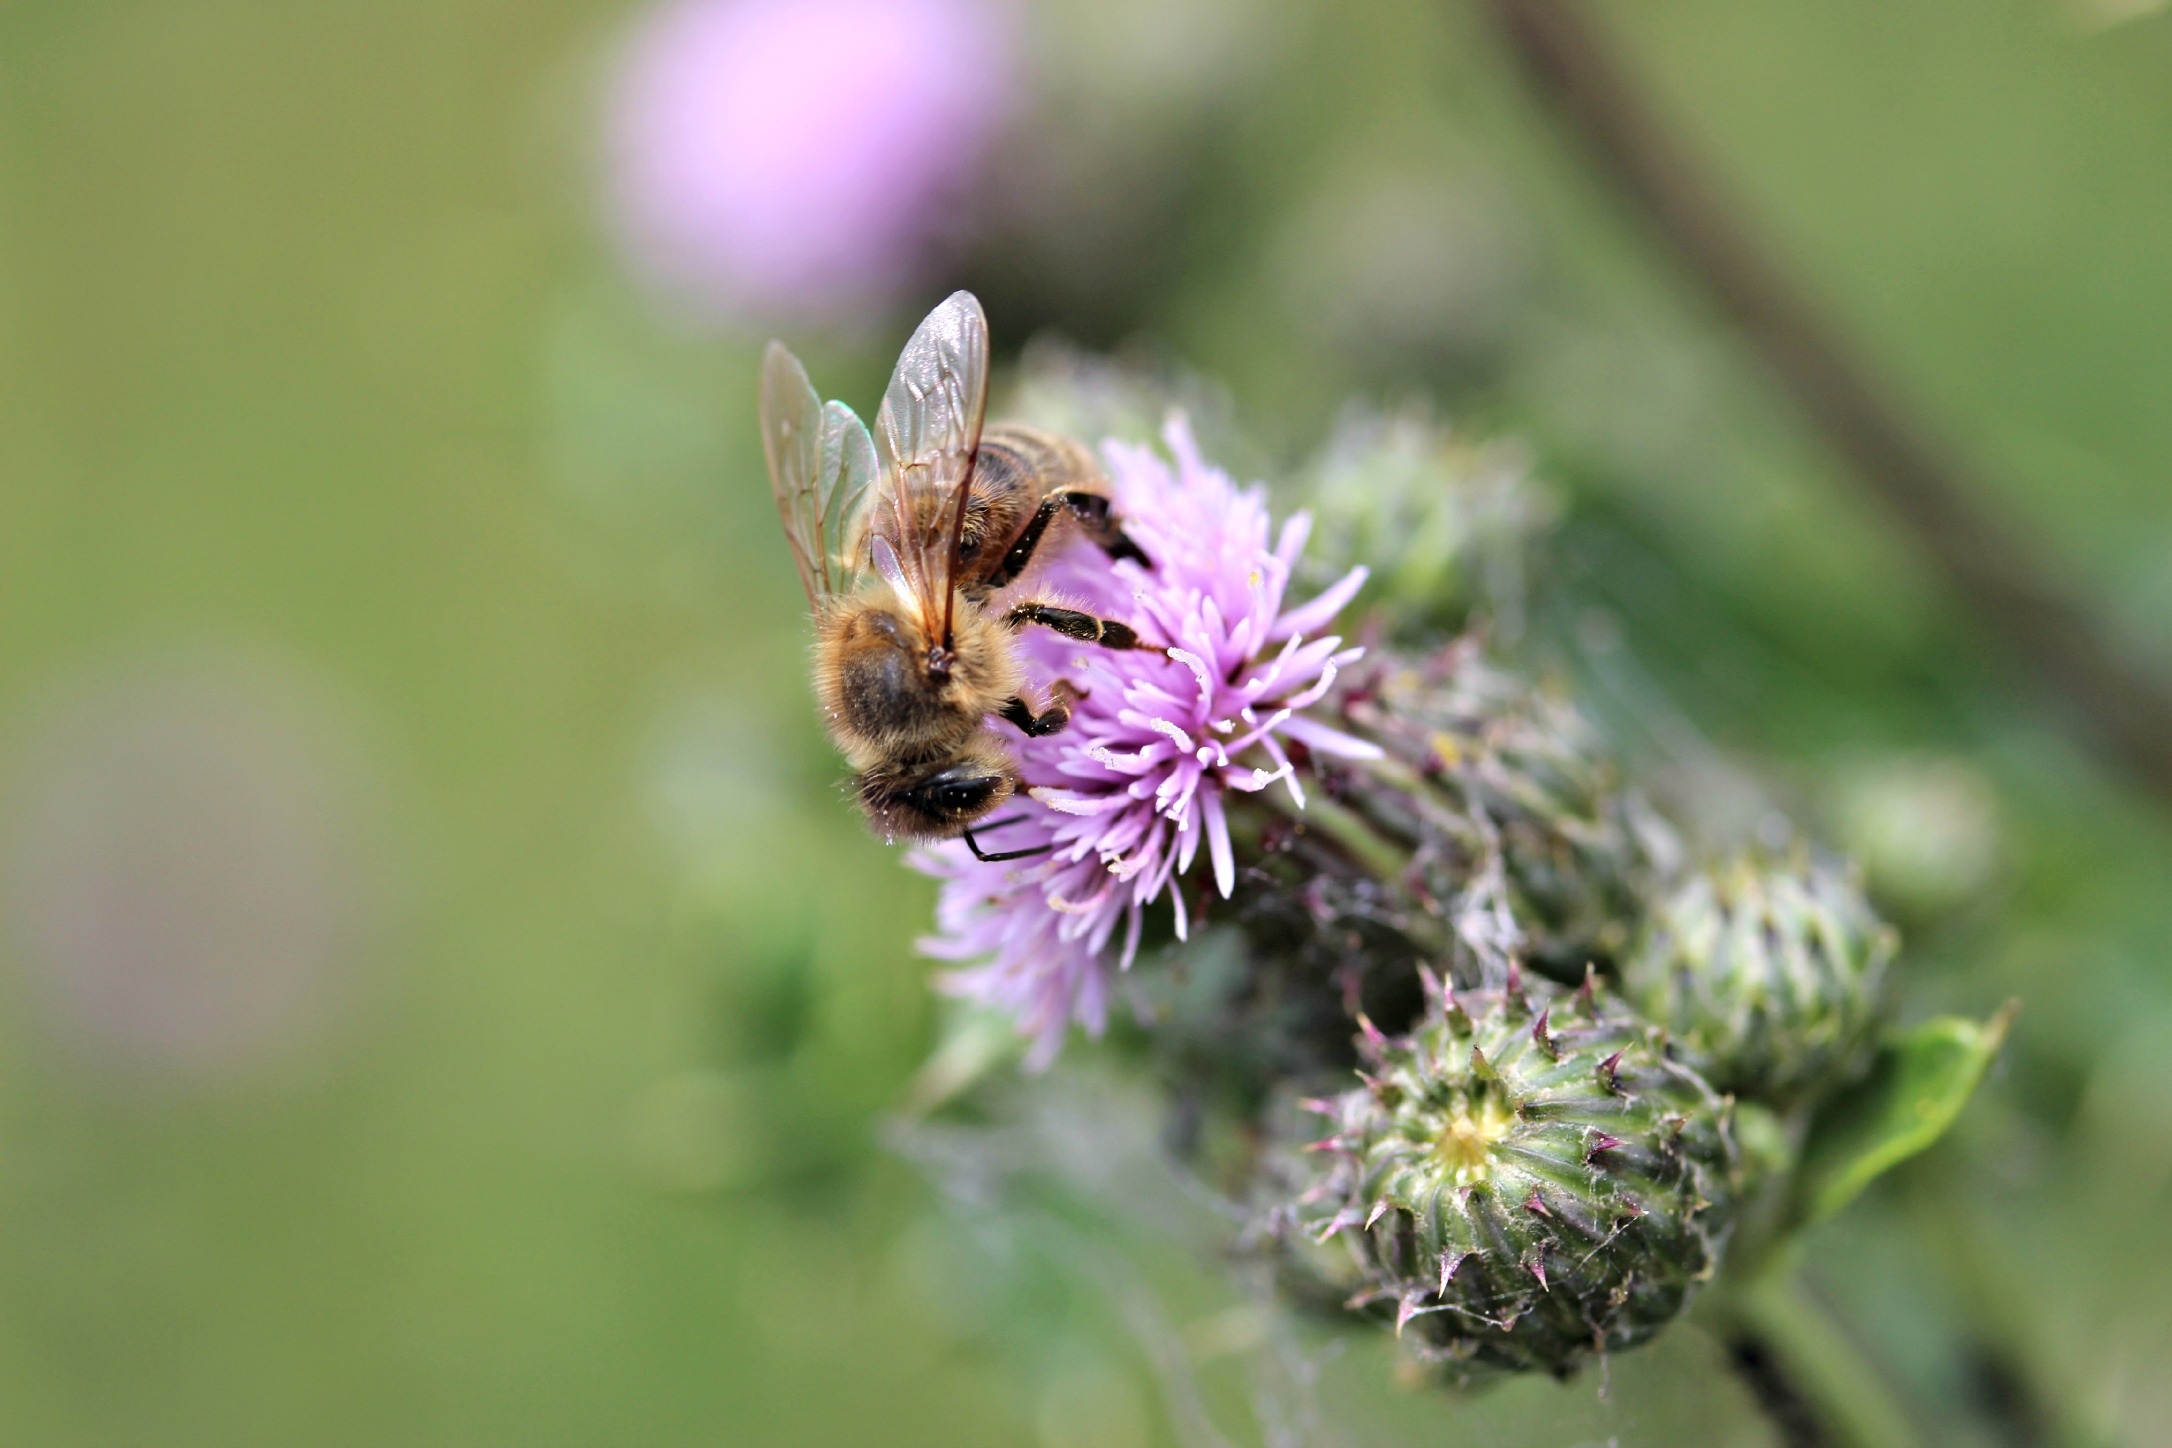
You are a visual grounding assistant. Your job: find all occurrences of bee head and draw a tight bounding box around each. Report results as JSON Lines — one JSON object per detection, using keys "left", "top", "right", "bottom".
{"left": 856, "top": 734, "right": 1018, "bottom": 842}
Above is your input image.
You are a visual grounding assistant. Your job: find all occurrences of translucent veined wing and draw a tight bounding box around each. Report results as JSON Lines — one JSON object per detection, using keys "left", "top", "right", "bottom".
{"left": 761, "top": 341, "right": 878, "bottom": 606}
{"left": 871, "top": 291, "right": 989, "bottom": 644}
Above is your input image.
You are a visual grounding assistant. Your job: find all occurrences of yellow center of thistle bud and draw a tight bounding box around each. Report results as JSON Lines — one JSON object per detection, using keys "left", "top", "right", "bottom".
{"left": 1433, "top": 1094, "right": 1514, "bottom": 1186}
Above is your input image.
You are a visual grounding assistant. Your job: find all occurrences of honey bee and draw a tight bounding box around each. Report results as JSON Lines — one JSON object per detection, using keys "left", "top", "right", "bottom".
{"left": 760, "top": 291, "right": 1152, "bottom": 860}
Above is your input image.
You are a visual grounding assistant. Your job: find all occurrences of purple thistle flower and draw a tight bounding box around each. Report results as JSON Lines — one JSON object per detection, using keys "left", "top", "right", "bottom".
{"left": 917, "top": 418, "right": 1381, "bottom": 1064}
{"left": 603, "top": 0, "right": 1013, "bottom": 324}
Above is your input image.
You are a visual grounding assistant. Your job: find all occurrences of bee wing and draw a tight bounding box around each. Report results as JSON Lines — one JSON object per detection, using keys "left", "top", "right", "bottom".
{"left": 761, "top": 341, "right": 879, "bottom": 606}
{"left": 822, "top": 400, "right": 881, "bottom": 583}
{"left": 872, "top": 291, "right": 989, "bottom": 640}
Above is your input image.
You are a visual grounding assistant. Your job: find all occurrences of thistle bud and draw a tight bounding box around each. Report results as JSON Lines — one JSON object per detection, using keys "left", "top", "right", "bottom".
{"left": 1623, "top": 857, "right": 1896, "bottom": 1107}
{"left": 1310, "top": 644, "right": 1675, "bottom": 984}
{"left": 1297, "top": 408, "right": 1559, "bottom": 639}
{"left": 1268, "top": 980, "right": 1737, "bottom": 1379}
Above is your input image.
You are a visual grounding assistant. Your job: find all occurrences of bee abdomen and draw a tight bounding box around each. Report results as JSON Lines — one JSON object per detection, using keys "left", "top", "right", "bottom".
{"left": 977, "top": 425, "right": 1103, "bottom": 495}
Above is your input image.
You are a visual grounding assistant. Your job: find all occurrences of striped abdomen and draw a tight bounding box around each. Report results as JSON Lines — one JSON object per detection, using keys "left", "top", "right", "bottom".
{"left": 951, "top": 425, "right": 1110, "bottom": 591}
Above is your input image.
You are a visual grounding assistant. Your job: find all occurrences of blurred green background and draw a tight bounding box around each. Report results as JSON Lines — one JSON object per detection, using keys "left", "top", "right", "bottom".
{"left": 3, "top": 0, "right": 2171, "bottom": 1443}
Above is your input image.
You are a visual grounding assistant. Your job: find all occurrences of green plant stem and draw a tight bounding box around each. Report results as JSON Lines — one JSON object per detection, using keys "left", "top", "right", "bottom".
{"left": 1239, "top": 750, "right": 1422, "bottom": 892}
{"left": 1291, "top": 788, "right": 1413, "bottom": 886}
{"left": 1477, "top": 0, "right": 2172, "bottom": 809}
{"left": 1713, "top": 1270, "right": 1925, "bottom": 1448}
{"left": 1900, "top": 1170, "right": 2102, "bottom": 1448}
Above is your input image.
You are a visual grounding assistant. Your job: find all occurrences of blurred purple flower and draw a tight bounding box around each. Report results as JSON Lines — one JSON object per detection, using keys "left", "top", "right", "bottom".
{"left": 1, "top": 648, "right": 392, "bottom": 1088}
{"left": 604, "top": 0, "right": 1012, "bottom": 322}
{"left": 916, "top": 418, "right": 1379, "bottom": 1065}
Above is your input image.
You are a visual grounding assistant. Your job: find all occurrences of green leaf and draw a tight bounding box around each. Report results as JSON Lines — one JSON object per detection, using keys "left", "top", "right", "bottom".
{"left": 1790, "top": 1003, "right": 2016, "bottom": 1227}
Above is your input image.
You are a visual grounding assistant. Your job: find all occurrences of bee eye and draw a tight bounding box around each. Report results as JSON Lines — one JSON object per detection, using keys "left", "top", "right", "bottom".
{"left": 933, "top": 777, "right": 995, "bottom": 813}
{"left": 916, "top": 770, "right": 1001, "bottom": 820}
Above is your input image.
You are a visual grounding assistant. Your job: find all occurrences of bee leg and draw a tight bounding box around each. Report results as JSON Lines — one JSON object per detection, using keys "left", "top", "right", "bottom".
{"left": 1004, "top": 602, "right": 1143, "bottom": 651}
{"left": 984, "top": 491, "right": 1150, "bottom": 591}
{"left": 962, "top": 826, "right": 1051, "bottom": 863}
{"left": 1102, "top": 529, "right": 1150, "bottom": 567}
{"left": 982, "top": 493, "right": 1067, "bottom": 591}
{"left": 1056, "top": 490, "right": 1151, "bottom": 569}
{"left": 999, "top": 694, "right": 1072, "bottom": 738}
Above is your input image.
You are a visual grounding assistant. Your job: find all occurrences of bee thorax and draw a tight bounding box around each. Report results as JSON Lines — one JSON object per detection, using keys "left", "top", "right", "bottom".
{"left": 814, "top": 599, "right": 1022, "bottom": 773}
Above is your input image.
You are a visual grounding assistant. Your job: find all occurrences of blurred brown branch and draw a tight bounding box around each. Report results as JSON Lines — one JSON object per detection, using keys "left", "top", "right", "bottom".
{"left": 1480, "top": 0, "right": 2172, "bottom": 806}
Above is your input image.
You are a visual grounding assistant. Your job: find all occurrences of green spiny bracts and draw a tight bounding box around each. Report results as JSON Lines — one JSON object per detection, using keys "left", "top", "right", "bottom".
{"left": 1296, "top": 407, "right": 1558, "bottom": 640}
{"left": 1328, "top": 641, "right": 1677, "bottom": 984}
{"left": 1623, "top": 856, "right": 1896, "bottom": 1107}
{"left": 1271, "top": 973, "right": 1738, "bottom": 1379}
